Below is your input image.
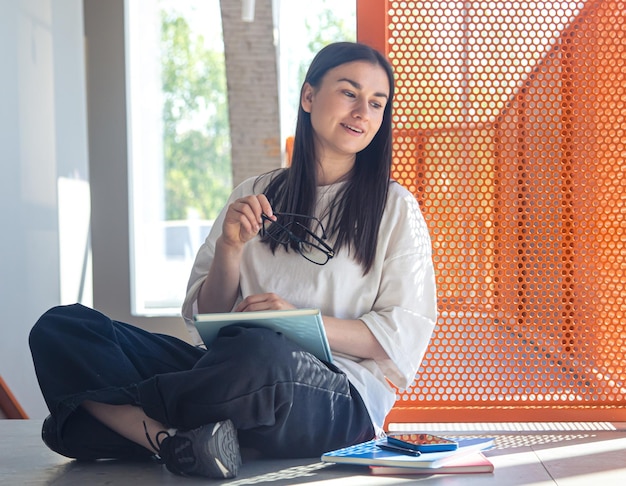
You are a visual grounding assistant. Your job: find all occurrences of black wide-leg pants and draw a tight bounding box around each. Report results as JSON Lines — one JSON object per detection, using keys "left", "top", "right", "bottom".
{"left": 29, "top": 304, "right": 374, "bottom": 459}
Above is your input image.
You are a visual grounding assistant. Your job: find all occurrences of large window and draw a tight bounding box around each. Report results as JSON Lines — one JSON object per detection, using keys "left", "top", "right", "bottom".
{"left": 126, "top": 0, "right": 230, "bottom": 315}
{"left": 126, "top": 0, "right": 355, "bottom": 316}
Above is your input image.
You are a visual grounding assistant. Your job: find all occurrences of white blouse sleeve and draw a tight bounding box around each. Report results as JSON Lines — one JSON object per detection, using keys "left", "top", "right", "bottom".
{"left": 359, "top": 187, "right": 438, "bottom": 390}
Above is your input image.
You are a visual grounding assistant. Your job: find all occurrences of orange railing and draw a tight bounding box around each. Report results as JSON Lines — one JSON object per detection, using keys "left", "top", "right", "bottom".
{"left": 358, "top": 0, "right": 626, "bottom": 423}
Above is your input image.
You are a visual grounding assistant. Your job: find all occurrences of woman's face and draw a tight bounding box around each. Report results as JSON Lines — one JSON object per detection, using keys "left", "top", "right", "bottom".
{"left": 301, "top": 60, "right": 390, "bottom": 164}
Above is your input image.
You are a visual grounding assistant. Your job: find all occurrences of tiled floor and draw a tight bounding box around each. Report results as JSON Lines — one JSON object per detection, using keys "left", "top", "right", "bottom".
{"left": 1, "top": 420, "right": 625, "bottom": 485}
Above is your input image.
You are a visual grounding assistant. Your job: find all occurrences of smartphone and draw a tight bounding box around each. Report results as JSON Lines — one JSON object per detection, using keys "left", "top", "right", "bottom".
{"left": 387, "top": 433, "right": 458, "bottom": 453}
{"left": 376, "top": 442, "right": 422, "bottom": 456}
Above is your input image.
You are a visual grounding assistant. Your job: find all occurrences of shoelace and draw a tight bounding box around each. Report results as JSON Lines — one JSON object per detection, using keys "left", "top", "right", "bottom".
{"left": 143, "top": 420, "right": 170, "bottom": 455}
{"left": 144, "top": 421, "right": 196, "bottom": 473}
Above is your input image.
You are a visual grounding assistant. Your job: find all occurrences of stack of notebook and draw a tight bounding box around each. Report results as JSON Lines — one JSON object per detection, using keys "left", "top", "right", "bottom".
{"left": 321, "top": 436, "right": 495, "bottom": 476}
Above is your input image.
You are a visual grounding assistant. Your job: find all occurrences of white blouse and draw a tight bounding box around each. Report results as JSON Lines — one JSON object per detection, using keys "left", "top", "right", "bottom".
{"left": 182, "top": 173, "right": 437, "bottom": 431}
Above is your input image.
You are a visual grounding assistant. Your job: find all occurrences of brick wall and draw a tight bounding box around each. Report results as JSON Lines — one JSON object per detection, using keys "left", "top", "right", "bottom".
{"left": 220, "top": 0, "right": 282, "bottom": 186}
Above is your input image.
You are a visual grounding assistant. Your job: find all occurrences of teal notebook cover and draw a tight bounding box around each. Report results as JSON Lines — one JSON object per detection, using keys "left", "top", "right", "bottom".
{"left": 194, "top": 308, "right": 333, "bottom": 363}
{"left": 322, "top": 437, "right": 495, "bottom": 469}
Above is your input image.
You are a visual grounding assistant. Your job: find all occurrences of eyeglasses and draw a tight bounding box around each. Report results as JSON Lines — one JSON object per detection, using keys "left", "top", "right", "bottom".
{"left": 260, "top": 212, "right": 335, "bottom": 265}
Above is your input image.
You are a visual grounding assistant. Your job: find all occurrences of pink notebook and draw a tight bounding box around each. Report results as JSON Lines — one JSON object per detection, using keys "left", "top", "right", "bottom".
{"left": 370, "top": 452, "right": 494, "bottom": 475}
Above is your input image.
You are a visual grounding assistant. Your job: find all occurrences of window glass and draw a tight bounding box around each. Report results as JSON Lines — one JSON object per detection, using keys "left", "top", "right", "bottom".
{"left": 126, "top": 0, "right": 230, "bottom": 315}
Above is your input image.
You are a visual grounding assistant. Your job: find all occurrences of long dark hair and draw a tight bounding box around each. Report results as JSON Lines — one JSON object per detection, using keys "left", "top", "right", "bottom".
{"left": 260, "top": 42, "right": 395, "bottom": 274}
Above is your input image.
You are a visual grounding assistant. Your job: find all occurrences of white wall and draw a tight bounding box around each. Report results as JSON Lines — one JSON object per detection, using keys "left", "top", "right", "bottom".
{"left": 0, "top": 0, "right": 89, "bottom": 418}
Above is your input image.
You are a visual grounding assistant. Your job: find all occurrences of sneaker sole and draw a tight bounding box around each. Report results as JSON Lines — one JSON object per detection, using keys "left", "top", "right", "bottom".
{"left": 205, "top": 420, "right": 241, "bottom": 478}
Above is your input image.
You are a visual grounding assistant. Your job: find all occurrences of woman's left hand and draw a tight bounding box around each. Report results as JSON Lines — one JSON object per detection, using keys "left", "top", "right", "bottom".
{"left": 235, "top": 293, "right": 296, "bottom": 313}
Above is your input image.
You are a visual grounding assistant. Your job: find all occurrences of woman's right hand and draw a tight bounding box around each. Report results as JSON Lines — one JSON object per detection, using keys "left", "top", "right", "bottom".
{"left": 198, "top": 194, "right": 274, "bottom": 315}
{"left": 220, "top": 194, "right": 275, "bottom": 249}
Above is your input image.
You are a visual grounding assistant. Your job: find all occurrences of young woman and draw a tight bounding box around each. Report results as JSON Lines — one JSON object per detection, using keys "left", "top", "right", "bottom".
{"left": 29, "top": 41, "right": 437, "bottom": 479}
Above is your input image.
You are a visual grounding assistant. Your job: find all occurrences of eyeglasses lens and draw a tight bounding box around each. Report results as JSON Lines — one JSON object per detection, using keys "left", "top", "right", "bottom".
{"left": 297, "top": 240, "right": 330, "bottom": 265}
{"left": 262, "top": 213, "right": 333, "bottom": 265}
{"left": 264, "top": 220, "right": 291, "bottom": 245}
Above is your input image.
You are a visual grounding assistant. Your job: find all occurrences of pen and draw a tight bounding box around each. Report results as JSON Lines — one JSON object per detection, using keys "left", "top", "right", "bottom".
{"left": 376, "top": 443, "right": 422, "bottom": 456}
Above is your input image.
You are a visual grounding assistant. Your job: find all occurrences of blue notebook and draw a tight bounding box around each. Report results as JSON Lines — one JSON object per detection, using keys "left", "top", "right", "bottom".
{"left": 194, "top": 308, "right": 333, "bottom": 363}
{"left": 322, "top": 437, "right": 495, "bottom": 469}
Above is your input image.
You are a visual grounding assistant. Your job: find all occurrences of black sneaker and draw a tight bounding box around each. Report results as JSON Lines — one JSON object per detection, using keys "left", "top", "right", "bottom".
{"left": 156, "top": 420, "right": 241, "bottom": 478}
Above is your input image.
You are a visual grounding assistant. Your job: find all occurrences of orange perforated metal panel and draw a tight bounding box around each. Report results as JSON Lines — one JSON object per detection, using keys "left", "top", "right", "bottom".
{"left": 357, "top": 0, "right": 626, "bottom": 423}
